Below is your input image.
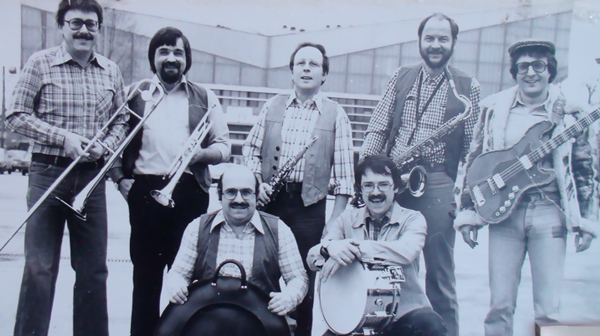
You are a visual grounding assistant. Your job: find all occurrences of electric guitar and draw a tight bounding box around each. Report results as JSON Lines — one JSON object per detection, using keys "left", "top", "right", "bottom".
{"left": 466, "top": 107, "right": 600, "bottom": 224}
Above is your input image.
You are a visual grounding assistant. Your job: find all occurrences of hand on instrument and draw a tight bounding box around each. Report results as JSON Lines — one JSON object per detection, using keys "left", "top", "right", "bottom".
{"left": 257, "top": 183, "right": 272, "bottom": 207}
{"left": 327, "top": 239, "right": 361, "bottom": 265}
{"left": 86, "top": 141, "right": 106, "bottom": 162}
{"left": 63, "top": 132, "right": 91, "bottom": 160}
{"left": 459, "top": 225, "right": 479, "bottom": 249}
{"left": 117, "top": 178, "right": 134, "bottom": 200}
{"left": 166, "top": 275, "right": 189, "bottom": 304}
{"left": 320, "top": 258, "right": 342, "bottom": 283}
{"left": 268, "top": 292, "right": 295, "bottom": 316}
{"left": 575, "top": 231, "right": 593, "bottom": 252}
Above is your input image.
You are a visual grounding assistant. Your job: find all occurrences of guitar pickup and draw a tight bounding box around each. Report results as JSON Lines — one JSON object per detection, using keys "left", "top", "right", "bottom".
{"left": 472, "top": 185, "right": 486, "bottom": 206}
{"left": 492, "top": 174, "right": 505, "bottom": 189}
{"left": 519, "top": 156, "right": 533, "bottom": 170}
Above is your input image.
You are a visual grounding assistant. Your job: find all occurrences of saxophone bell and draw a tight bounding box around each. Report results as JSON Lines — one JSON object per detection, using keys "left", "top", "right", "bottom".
{"left": 400, "top": 165, "right": 427, "bottom": 197}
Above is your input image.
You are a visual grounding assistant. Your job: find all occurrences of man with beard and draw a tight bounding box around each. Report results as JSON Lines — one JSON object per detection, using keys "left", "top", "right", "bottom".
{"left": 360, "top": 13, "right": 481, "bottom": 336}
{"left": 307, "top": 155, "right": 447, "bottom": 336}
{"left": 6, "top": 1, "right": 127, "bottom": 335}
{"left": 243, "top": 42, "right": 354, "bottom": 336}
{"left": 108, "top": 26, "right": 230, "bottom": 336}
{"left": 164, "top": 164, "right": 308, "bottom": 332}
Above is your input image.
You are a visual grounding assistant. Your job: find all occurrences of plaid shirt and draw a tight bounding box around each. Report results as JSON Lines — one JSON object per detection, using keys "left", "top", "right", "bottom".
{"left": 243, "top": 90, "right": 355, "bottom": 196}
{"left": 361, "top": 66, "right": 481, "bottom": 167}
{"left": 7, "top": 43, "right": 127, "bottom": 156}
{"left": 365, "top": 208, "right": 392, "bottom": 241}
{"left": 168, "top": 210, "right": 308, "bottom": 307}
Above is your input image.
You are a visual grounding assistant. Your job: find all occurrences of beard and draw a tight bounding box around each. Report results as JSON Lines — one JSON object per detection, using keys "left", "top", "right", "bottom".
{"left": 420, "top": 44, "right": 453, "bottom": 70}
{"left": 159, "top": 62, "right": 182, "bottom": 84}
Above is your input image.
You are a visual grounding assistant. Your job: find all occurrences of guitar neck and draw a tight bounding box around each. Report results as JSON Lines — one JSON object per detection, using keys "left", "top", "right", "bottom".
{"left": 527, "top": 107, "right": 600, "bottom": 164}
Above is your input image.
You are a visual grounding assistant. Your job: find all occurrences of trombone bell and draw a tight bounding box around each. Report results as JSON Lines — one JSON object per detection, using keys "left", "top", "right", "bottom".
{"left": 150, "top": 189, "right": 175, "bottom": 208}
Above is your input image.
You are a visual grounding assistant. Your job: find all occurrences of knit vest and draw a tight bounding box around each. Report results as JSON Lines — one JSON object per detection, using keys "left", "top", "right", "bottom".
{"left": 121, "top": 80, "right": 212, "bottom": 191}
{"left": 386, "top": 65, "right": 472, "bottom": 180}
{"left": 260, "top": 94, "right": 337, "bottom": 206}
{"left": 192, "top": 210, "right": 282, "bottom": 295}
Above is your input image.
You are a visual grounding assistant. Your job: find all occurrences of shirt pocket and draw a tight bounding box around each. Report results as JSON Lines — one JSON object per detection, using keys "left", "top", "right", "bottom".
{"left": 37, "top": 83, "right": 65, "bottom": 117}
{"left": 95, "top": 88, "right": 116, "bottom": 118}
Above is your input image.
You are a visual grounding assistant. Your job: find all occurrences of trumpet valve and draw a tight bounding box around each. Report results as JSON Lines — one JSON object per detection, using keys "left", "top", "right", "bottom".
{"left": 150, "top": 190, "right": 175, "bottom": 208}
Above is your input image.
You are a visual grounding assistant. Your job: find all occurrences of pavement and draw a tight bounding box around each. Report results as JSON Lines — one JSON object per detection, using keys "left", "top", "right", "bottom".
{"left": 1, "top": 173, "right": 599, "bottom": 336}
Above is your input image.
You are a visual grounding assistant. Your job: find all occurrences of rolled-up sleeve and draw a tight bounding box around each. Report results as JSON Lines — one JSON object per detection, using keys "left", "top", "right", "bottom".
{"left": 205, "top": 89, "right": 231, "bottom": 162}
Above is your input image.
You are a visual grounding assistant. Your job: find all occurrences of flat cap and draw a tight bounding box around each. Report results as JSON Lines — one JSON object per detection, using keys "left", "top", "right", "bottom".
{"left": 508, "top": 39, "right": 556, "bottom": 57}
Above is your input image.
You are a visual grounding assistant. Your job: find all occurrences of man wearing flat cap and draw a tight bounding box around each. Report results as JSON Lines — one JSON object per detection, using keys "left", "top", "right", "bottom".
{"left": 454, "top": 39, "right": 599, "bottom": 335}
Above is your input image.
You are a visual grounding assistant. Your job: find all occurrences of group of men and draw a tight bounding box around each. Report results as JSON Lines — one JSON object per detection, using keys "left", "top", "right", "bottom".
{"left": 5, "top": 1, "right": 598, "bottom": 336}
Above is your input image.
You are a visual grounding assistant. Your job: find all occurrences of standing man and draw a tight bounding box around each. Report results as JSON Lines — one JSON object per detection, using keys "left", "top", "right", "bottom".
{"left": 360, "top": 13, "right": 481, "bottom": 336}
{"left": 108, "top": 27, "right": 230, "bottom": 336}
{"left": 307, "top": 155, "right": 447, "bottom": 336}
{"left": 243, "top": 42, "right": 355, "bottom": 335}
{"left": 6, "top": 1, "right": 127, "bottom": 335}
{"left": 455, "top": 40, "right": 598, "bottom": 336}
{"left": 163, "top": 164, "right": 308, "bottom": 333}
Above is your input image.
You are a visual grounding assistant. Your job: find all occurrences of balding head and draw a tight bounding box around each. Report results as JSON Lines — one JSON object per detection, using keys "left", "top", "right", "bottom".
{"left": 217, "top": 165, "right": 259, "bottom": 227}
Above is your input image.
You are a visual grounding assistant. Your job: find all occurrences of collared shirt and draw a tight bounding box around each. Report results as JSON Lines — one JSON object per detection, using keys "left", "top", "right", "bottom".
{"left": 7, "top": 42, "right": 127, "bottom": 156}
{"left": 364, "top": 208, "right": 392, "bottom": 242}
{"left": 361, "top": 65, "right": 481, "bottom": 167}
{"left": 168, "top": 210, "right": 308, "bottom": 307}
{"left": 133, "top": 75, "right": 230, "bottom": 175}
{"left": 243, "top": 90, "right": 355, "bottom": 196}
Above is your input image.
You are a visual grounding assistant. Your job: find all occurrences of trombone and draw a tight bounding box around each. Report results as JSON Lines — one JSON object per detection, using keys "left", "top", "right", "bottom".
{"left": 0, "top": 79, "right": 164, "bottom": 252}
{"left": 150, "top": 110, "right": 212, "bottom": 208}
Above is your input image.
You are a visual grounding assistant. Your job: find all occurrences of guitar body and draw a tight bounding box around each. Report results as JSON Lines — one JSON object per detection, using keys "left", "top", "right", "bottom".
{"left": 466, "top": 120, "right": 556, "bottom": 224}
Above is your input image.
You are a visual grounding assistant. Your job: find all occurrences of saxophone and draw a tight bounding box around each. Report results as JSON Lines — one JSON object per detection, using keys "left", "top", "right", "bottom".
{"left": 257, "top": 136, "right": 319, "bottom": 210}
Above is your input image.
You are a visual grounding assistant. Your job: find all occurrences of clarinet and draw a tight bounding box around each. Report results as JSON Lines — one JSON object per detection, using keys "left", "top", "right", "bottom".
{"left": 257, "top": 136, "right": 318, "bottom": 210}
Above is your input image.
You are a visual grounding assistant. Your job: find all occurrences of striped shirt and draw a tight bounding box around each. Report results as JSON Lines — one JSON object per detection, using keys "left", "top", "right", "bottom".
{"left": 7, "top": 43, "right": 128, "bottom": 156}
{"left": 243, "top": 90, "right": 355, "bottom": 196}
{"left": 361, "top": 66, "right": 481, "bottom": 167}
{"left": 168, "top": 210, "right": 308, "bottom": 307}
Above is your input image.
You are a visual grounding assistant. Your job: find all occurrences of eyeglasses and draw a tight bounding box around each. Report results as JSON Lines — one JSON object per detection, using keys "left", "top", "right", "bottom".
{"left": 516, "top": 60, "right": 547, "bottom": 74}
{"left": 223, "top": 188, "right": 255, "bottom": 200}
{"left": 361, "top": 181, "right": 393, "bottom": 193}
{"left": 64, "top": 19, "right": 100, "bottom": 32}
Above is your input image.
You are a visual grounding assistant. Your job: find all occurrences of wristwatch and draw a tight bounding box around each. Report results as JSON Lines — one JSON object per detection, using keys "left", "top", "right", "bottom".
{"left": 320, "top": 240, "right": 331, "bottom": 259}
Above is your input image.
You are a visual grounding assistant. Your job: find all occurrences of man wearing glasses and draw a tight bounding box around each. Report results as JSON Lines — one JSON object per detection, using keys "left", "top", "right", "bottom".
{"left": 5, "top": 1, "right": 127, "bottom": 336}
{"left": 164, "top": 164, "right": 308, "bottom": 331}
{"left": 455, "top": 39, "right": 598, "bottom": 335}
{"left": 307, "top": 155, "right": 447, "bottom": 336}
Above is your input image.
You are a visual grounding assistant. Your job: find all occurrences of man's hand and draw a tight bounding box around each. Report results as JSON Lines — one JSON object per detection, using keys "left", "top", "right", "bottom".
{"left": 327, "top": 239, "right": 361, "bottom": 265}
{"left": 166, "top": 275, "right": 189, "bottom": 304}
{"left": 257, "top": 182, "right": 272, "bottom": 207}
{"left": 320, "top": 258, "right": 342, "bottom": 283}
{"left": 575, "top": 231, "right": 593, "bottom": 252}
{"left": 459, "top": 225, "right": 479, "bottom": 249}
{"left": 118, "top": 178, "right": 134, "bottom": 200}
{"left": 268, "top": 292, "right": 295, "bottom": 316}
{"left": 86, "top": 142, "right": 106, "bottom": 162}
{"left": 63, "top": 132, "right": 90, "bottom": 160}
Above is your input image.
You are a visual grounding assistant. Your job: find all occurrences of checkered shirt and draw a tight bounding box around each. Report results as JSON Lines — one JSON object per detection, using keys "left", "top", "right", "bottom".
{"left": 169, "top": 210, "right": 308, "bottom": 306}
{"left": 361, "top": 66, "right": 481, "bottom": 167}
{"left": 7, "top": 43, "right": 128, "bottom": 156}
{"left": 243, "top": 90, "right": 355, "bottom": 196}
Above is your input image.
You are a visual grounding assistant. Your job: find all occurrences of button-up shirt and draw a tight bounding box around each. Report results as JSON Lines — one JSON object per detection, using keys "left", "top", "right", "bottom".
{"left": 7, "top": 42, "right": 127, "bottom": 156}
{"left": 168, "top": 210, "right": 308, "bottom": 307}
{"left": 243, "top": 90, "right": 355, "bottom": 196}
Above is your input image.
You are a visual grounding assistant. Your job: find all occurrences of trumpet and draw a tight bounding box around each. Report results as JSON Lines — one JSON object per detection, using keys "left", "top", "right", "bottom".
{"left": 150, "top": 110, "right": 212, "bottom": 208}
{"left": 0, "top": 80, "right": 165, "bottom": 251}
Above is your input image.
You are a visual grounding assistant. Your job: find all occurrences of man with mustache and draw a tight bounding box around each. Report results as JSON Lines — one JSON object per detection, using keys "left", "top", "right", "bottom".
{"left": 360, "top": 13, "right": 482, "bottom": 336}
{"left": 164, "top": 164, "right": 308, "bottom": 331}
{"left": 307, "top": 155, "right": 447, "bottom": 336}
{"left": 108, "top": 26, "right": 230, "bottom": 336}
{"left": 6, "top": 1, "right": 127, "bottom": 335}
{"left": 243, "top": 42, "right": 354, "bottom": 336}
{"left": 455, "top": 40, "right": 598, "bottom": 336}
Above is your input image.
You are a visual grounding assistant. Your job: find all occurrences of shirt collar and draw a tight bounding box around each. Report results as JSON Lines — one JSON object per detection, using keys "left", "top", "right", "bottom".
{"left": 353, "top": 203, "right": 397, "bottom": 229}
{"left": 512, "top": 90, "right": 552, "bottom": 111}
{"left": 286, "top": 90, "right": 325, "bottom": 113}
{"left": 209, "top": 209, "right": 265, "bottom": 234}
{"left": 51, "top": 42, "right": 105, "bottom": 69}
{"left": 152, "top": 73, "right": 189, "bottom": 94}
{"left": 420, "top": 65, "right": 446, "bottom": 86}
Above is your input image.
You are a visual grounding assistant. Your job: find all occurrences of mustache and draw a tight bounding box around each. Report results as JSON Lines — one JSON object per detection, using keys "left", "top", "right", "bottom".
{"left": 368, "top": 194, "right": 386, "bottom": 202}
{"left": 73, "top": 32, "right": 94, "bottom": 40}
{"left": 230, "top": 202, "right": 249, "bottom": 208}
{"left": 162, "top": 61, "right": 181, "bottom": 69}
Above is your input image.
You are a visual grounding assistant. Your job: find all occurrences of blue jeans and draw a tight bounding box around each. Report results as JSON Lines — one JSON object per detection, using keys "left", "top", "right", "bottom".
{"left": 484, "top": 192, "right": 567, "bottom": 336}
{"left": 14, "top": 161, "right": 109, "bottom": 336}
{"left": 397, "top": 171, "right": 459, "bottom": 336}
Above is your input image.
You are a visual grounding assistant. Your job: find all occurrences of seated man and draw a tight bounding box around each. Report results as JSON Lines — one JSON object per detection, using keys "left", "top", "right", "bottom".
{"left": 164, "top": 164, "right": 308, "bottom": 323}
{"left": 307, "top": 155, "right": 447, "bottom": 336}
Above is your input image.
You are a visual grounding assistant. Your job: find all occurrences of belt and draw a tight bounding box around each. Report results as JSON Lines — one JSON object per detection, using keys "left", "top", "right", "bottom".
{"left": 423, "top": 162, "right": 446, "bottom": 173}
{"left": 32, "top": 153, "right": 104, "bottom": 169}
{"left": 284, "top": 181, "right": 303, "bottom": 193}
{"left": 521, "top": 190, "right": 561, "bottom": 203}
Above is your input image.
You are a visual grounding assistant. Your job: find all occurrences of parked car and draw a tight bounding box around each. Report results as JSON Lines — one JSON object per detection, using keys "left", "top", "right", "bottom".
{"left": 7, "top": 149, "right": 31, "bottom": 175}
{"left": 0, "top": 148, "right": 14, "bottom": 174}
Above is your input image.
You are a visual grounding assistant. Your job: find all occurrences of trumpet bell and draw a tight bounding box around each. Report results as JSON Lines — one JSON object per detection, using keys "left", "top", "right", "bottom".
{"left": 150, "top": 190, "right": 175, "bottom": 208}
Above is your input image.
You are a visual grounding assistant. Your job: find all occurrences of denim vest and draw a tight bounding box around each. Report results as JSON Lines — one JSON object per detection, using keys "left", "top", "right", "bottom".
{"left": 192, "top": 210, "right": 281, "bottom": 295}
{"left": 260, "top": 94, "right": 337, "bottom": 206}
{"left": 386, "top": 65, "right": 472, "bottom": 180}
{"left": 119, "top": 80, "right": 212, "bottom": 191}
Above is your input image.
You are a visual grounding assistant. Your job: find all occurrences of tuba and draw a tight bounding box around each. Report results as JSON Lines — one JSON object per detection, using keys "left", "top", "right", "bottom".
{"left": 1, "top": 80, "right": 165, "bottom": 251}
